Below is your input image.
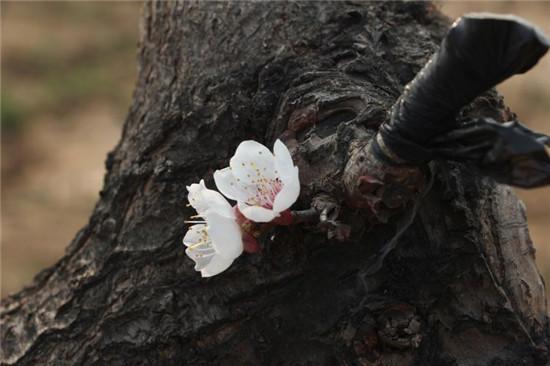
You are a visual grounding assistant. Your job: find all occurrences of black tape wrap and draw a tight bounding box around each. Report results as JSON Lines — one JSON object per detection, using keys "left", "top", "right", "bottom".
{"left": 375, "top": 13, "right": 550, "bottom": 187}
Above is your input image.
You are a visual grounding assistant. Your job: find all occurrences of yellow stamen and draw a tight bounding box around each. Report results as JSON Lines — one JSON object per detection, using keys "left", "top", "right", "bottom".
{"left": 187, "top": 240, "right": 208, "bottom": 250}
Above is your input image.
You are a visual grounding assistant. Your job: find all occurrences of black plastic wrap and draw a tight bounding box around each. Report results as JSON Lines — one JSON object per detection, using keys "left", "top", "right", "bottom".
{"left": 375, "top": 13, "right": 550, "bottom": 187}
{"left": 432, "top": 118, "right": 550, "bottom": 188}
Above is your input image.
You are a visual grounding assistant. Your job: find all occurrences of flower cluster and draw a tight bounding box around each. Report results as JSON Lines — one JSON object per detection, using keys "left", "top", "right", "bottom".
{"left": 183, "top": 140, "right": 300, "bottom": 277}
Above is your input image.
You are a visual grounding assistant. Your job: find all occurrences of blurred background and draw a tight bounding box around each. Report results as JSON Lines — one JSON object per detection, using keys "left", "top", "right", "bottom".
{"left": 1, "top": 2, "right": 142, "bottom": 295}
{"left": 1, "top": 2, "right": 549, "bottom": 297}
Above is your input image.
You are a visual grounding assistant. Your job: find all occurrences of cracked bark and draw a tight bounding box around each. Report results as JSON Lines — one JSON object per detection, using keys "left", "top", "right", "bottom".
{"left": 1, "top": 2, "right": 548, "bottom": 365}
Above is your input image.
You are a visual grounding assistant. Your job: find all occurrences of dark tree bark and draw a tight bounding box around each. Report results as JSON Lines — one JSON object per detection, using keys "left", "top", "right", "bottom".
{"left": 1, "top": 2, "right": 548, "bottom": 365}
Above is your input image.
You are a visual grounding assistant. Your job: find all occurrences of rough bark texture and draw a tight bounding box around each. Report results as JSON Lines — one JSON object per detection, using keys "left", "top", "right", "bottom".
{"left": 1, "top": 2, "right": 548, "bottom": 365}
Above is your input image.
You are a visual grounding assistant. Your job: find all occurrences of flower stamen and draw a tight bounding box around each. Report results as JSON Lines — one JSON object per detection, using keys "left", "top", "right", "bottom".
{"left": 187, "top": 240, "right": 208, "bottom": 250}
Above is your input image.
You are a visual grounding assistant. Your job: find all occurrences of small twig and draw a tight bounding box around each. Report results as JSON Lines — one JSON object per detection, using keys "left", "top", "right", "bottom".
{"left": 290, "top": 208, "right": 319, "bottom": 224}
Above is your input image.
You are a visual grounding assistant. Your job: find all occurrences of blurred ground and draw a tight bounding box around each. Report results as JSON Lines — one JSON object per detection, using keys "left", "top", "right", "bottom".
{"left": 1, "top": 2, "right": 142, "bottom": 296}
{"left": 1, "top": 2, "right": 549, "bottom": 297}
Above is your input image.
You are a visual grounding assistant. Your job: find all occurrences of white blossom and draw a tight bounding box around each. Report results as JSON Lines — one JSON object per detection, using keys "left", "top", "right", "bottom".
{"left": 214, "top": 139, "right": 300, "bottom": 223}
{"left": 183, "top": 180, "right": 243, "bottom": 277}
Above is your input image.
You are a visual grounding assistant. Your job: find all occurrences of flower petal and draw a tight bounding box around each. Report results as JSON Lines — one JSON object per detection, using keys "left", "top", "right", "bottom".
{"left": 183, "top": 224, "right": 216, "bottom": 271}
{"left": 272, "top": 166, "right": 300, "bottom": 213}
{"left": 187, "top": 180, "right": 209, "bottom": 214}
{"left": 182, "top": 224, "right": 206, "bottom": 246}
{"left": 201, "top": 189, "right": 235, "bottom": 219}
{"left": 185, "top": 247, "right": 215, "bottom": 271}
{"left": 238, "top": 202, "right": 277, "bottom": 222}
{"left": 200, "top": 255, "right": 235, "bottom": 277}
{"left": 186, "top": 179, "right": 235, "bottom": 218}
{"left": 230, "top": 140, "right": 276, "bottom": 185}
{"left": 206, "top": 213, "right": 243, "bottom": 259}
{"left": 214, "top": 167, "right": 251, "bottom": 202}
{"left": 273, "top": 139, "right": 297, "bottom": 181}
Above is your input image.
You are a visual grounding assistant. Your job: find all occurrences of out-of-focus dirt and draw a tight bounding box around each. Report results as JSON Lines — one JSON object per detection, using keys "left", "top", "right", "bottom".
{"left": 1, "top": 2, "right": 141, "bottom": 296}
{"left": 1, "top": 2, "right": 549, "bottom": 297}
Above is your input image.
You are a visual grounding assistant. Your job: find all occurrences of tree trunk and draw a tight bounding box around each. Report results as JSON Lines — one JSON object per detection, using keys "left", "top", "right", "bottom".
{"left": 1, "top": 2, "right": 548, "bottom": 365}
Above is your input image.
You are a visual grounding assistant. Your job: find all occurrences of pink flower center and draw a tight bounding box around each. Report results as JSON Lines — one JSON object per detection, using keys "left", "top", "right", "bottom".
{"left": 247, "top": 177, "right": 283, "bottom": 209}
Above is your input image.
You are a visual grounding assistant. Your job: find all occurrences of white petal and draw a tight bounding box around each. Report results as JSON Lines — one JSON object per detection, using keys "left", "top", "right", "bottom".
{"left": 214, "top": 167, "right": 251, "bottom": 202}
{"left": 238, "top": 202, "right": 277, "bottom": 222}
{"left": 186, "top": 179, "right": 206, "bottom": 193}
{"left": 186, "top": 179, "right": 235, "bottom": 218}
{"left": 230, "top": 140, "right": 276, "bottom": 185}
{"left": 273, "top": 140, "right": 294, "bottom": 178}
{"left": 187, "top": 180, "right": 209, "bottom": 214}
{"left": 182, "top": 224, "right": 206, "bottom": 246}
{"left": 201, "top": 189, "right": 235, "bottom": 219}
{"left": 273, "top": 166, "right": 300, "bottom": 213}
{"left": 200, "top": 255, "right": 234, "bottom": 277}
{"left": 206, "top": 213, "right": 243, "bottom": 259}
{"left": 185, "top": 247, "right": 215, "bottom": 270}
